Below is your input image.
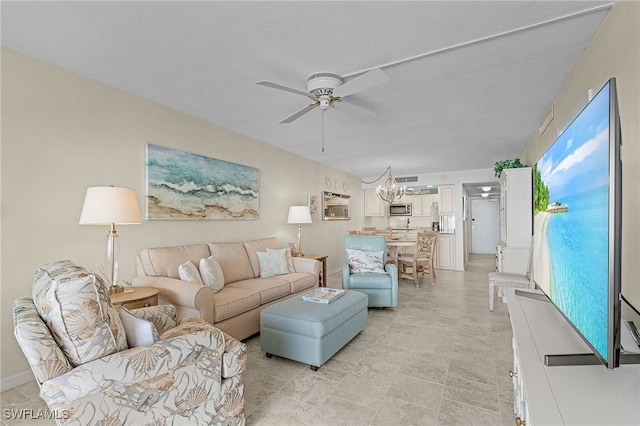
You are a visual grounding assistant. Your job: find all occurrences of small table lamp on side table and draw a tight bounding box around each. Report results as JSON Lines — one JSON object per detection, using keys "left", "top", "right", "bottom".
{"left": 79, "top": 186, "right": 142, "bottom": 293}
{"left": 287, "top": 205, "right": 312, "bottom": 256}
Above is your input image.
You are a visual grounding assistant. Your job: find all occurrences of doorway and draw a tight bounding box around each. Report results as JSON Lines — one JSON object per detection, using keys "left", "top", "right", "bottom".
{"left": 470, "top": 198, "right": 500, "bottom": 254}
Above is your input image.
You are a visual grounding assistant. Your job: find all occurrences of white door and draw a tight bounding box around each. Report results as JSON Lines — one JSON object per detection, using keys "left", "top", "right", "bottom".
{"left": 470, "top": 199, "right": 500, "bottom": 254}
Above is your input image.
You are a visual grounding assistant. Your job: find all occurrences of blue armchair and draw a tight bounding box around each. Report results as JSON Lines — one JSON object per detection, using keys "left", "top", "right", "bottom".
{"left": 342, "top": 235, "right": 398, "bottom": 307}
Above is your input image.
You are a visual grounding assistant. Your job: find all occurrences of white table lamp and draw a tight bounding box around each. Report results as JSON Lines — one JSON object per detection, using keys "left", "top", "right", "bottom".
{"left": 80, "top": 186, "right": 142, "bottom": 288}
{"left": 287, "top": 205, "right": 312, "bottom": 256}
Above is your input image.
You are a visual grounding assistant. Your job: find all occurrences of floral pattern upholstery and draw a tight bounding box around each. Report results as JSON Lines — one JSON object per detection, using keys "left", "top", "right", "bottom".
{"left": 14, "top": 262, "right": 246, "bottom": 425}
{"left": 128, "top": 304, "right": 179, "bottom": 335}
{"left": 32, "top": 260, "right": 128, "bottom": 366}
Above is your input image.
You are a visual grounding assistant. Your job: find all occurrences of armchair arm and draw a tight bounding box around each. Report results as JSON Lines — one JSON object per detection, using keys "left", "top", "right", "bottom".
{"left": 385, "top": 263, "right": 399, "bottom": 307}
{"left": 160, "top": 318, "right": 247, "bottom": 379}
{"left": 13, "top": 298, "right": 73, "bottom": 384}
{"left": 131, "top": 276, "right": 214, "bottom": 324}
{"left": 385, "top": 263, "right": 398, "bottom": 281}
{"left": 128, "top": 304, "right": 178, "bottom": 335}
{"left": 40, "top": 323, "right": 227, "bottom": 409}
{"left": 342, "top": 265, "right": 352, "bottom": 289}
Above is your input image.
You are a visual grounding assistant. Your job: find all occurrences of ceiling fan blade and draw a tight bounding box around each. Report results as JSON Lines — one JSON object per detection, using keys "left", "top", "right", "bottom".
{"left": 333, "top": 99, "right": 377, "bottom": 122}
{"left": 256, "top": 81, "right": 316, "bottom": 99}
{"left": 332, "top": 68, "right": 389, "bottom": 98}
{"left": 280, "top": 103, "right": 319, "bottom": 124}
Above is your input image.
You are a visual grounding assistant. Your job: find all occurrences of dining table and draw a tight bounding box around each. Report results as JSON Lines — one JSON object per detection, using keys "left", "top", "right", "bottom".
{"left": 385, "top": 236, "right": 416, "bottom": 267}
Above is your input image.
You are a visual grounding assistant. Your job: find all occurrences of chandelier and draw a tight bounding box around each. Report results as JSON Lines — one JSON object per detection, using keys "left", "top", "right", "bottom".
{"left": 376, "top": 168, "right": 406, "bottom": 203}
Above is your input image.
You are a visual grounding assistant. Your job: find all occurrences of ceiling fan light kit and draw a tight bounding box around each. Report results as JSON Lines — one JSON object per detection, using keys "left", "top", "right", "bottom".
{"left": 305, "top": 72, "right": 343, "bottom": 94}
{"left": 256, "top": 68, "right": 389, "bottom": 124}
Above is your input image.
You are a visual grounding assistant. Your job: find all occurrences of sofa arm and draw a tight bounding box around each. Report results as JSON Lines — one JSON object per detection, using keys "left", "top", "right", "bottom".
{"left": 131, "top": 276, "right": 214, "bottom": 324}
{"left": 292, "top": 257, "right": 321, "bottom": 285}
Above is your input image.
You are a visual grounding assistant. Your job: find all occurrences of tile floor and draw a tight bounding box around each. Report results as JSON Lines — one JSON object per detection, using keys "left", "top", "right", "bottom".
{"left": 1, "top": 254, "right": 515, "bottom": 425}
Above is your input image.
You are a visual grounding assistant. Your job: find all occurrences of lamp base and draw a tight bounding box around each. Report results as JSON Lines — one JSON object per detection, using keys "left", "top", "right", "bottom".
{"left": 110, "top": 285, "right": 125, "bottom": 295}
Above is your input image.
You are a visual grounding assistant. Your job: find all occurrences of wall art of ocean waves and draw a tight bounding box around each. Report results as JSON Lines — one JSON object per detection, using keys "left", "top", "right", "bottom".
{"left": 146, "top": 144, "right": 259, "bottom": 220}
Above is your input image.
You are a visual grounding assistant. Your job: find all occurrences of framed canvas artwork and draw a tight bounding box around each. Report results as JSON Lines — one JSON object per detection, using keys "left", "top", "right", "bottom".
{"left": 146, "top": 144, "right": 259, "bottom": 220}
{"left": 308, "top": 194, "right": 318, "bottom": 214}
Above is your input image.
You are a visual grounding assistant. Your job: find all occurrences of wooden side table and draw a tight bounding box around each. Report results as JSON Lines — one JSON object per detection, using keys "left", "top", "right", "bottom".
{"left": 111, "top": 287, "right": 159, "bottom": 311}
{"left": 300, "top": 254, "right": 328, "bottom": 287}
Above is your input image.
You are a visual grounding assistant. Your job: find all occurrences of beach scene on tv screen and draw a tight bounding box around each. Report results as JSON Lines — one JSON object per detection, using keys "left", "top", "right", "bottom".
{"left": 532, "top": 82, "right": 611, "bottom": 360}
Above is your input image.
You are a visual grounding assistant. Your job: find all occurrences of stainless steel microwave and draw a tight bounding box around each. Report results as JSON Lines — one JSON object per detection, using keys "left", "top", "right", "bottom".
{"left": 389, "top": 203, "right": 412, "bottom": 216}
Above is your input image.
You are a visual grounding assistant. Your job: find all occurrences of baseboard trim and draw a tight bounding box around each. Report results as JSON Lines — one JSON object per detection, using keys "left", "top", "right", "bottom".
{"left": 0, "top": 370, "right": 36, "bottom": 392}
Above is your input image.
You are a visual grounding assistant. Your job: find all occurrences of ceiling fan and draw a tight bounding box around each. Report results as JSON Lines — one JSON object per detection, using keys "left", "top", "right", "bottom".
{"left": 256, "top": 68, "right": 389, "bottom": 124}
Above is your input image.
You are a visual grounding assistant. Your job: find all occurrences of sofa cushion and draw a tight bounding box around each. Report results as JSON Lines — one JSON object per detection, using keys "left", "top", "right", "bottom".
{"left": 212, "top": 286, "right": 261, "bottom": 322}
{"left": 178, "top": 260, "right": 203, "bottom": 284}
{"left": 199, "top": 255, "right": 225, "bottom": 293}
{"left": 256, "top": 250, "right": 289, "bottom": 278}
{"left": 208, "top": 242, "right": 254, "bottom": 284}
{"left": 348, "top": 273, "right": 394, "bottom": 289}
{"left": 226, "top": 278, "right": 291, "bottom": 305}
{"left": 139, "top": 244, "right": 211, "bottom": 279}
{"left": 243, "top": 237, "right": 280, "bottom": 277}
{"left": 282, "top": 272, "right": 317, "bottom": 293}
{"left": 32, "top": 260, "right": 128, "bottom": 366}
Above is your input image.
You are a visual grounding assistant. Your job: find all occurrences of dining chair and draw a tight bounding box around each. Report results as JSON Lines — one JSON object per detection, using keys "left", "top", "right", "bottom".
{"left": 488, "top": 239, "right": 534, "bottom": 311}
{"left": 397, "top": 230, "right": 437, "bottom": 287}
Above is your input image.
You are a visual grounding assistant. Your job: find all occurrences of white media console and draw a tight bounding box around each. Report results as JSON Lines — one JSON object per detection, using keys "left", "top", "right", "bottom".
{"left": 506, "top": 288, "right": 640, "bottom": 425}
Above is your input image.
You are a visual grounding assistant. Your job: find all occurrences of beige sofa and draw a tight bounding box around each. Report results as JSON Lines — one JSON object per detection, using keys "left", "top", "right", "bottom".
{"left": 132, "top": 237, "right": 320, "bottom": 340}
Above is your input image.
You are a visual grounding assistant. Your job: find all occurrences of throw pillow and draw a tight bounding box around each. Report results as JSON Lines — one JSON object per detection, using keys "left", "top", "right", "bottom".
{"left": 178, "top": 260, "right": 203, "bottom": 284}
{"left": 266, "top": 247, "right": 295, "bottom": 273}
{"left": 32, "top": 260, "right": 128, "bottom": 366}
{"left": 256, "top": 250, "right": 289, "bottom": 278}
{"left": 347, "top": 249, "right": 386, "bottom": 273}
{"left": 199, "top": 256, "right": 225, "bottom": 293}
{"left": 119, "top": 306, "right": 160, "bottom": 347}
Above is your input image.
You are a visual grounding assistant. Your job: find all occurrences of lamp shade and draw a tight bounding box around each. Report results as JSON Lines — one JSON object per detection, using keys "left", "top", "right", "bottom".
{"left": 79, "top": 187, "right": 142, "bottom": 225}
{"left": 287, "top": 205, "right": 312, "bottom": 224}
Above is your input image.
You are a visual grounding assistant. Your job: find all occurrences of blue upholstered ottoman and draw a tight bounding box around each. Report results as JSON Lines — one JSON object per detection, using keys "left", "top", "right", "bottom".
{"left": 260, "top": 290, "right": 368, "bottom": 370}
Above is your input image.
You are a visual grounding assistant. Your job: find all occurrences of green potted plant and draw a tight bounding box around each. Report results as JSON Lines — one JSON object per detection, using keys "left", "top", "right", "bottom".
{"left": 494, "top": 158, "right": 528, "bottom": 178}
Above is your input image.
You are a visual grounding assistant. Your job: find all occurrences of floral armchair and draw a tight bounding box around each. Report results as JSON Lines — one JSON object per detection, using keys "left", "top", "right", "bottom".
{"left": 13, "top": 260, "right": 246, "bottom": 425}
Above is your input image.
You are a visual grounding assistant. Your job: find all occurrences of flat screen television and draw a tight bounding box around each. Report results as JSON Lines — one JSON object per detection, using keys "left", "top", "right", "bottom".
{"left": 532, "top": 78, "right": 622, "bottom": 369}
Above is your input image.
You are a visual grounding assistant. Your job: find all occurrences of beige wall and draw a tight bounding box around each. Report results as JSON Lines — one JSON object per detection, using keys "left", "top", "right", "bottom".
{"left": 520, "top": 1, "right": 640, "bottom": 307}
{"left": 0, "top": 48, "right": 365, "bottom": 382}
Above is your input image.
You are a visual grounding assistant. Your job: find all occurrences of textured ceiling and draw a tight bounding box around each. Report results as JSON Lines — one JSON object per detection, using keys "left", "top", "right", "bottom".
{"left": 1, "top": 1, "right": 612, "bottom": 193}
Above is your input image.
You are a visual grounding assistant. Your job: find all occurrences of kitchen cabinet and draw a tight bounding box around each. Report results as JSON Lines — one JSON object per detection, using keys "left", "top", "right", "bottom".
{"left": 364, "top": 190, "right": 386, "bottom": 217}
{"left": 435, "top": 233, "right": 454, "bottom": 270}
{"left": 438, "top": 185, "right": 455, "bottom": 214}
{"left": 498, "top": 168, "right": 532, "bottom": 274}
{"left": 411, "top": 194, "right": 438, "bottom": 217}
